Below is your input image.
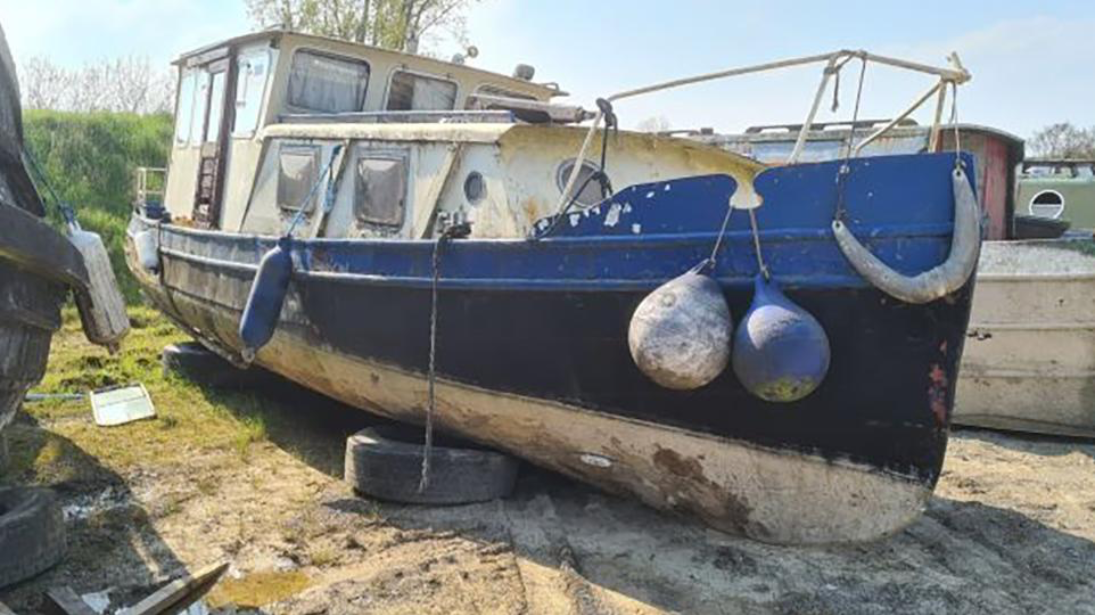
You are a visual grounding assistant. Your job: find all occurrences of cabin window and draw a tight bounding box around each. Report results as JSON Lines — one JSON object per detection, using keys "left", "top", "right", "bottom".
{"left": 174, "top": 69, "right": 198, "bottom": 145}
{"left": 277, "top": 146, "right": 321, "bottom": 212}
{"left": 386, "top": 70, "right": 457, "bottom": 111}
{"left": 1029, "top": 190, "right": 1065, "bottom": 219}
{"left": 354, "top": 155, "right": 407, "bottom": 227}
{"left": 204, "top": 70, "right": 227, "bottom": 143}
{"left": 287, "top": 51, "right": 370, "bottom": 113}
{"left": 233, "top": 48, "right": 273, "bottom": 137}
{"left": 556, "top": 159, "right": 609, "bottom": 208}
{"left": 190, "top": 73, "right": 210, "bottom": 146}
{"left": 465, "top": 84, "right": 535, "bottom": 109}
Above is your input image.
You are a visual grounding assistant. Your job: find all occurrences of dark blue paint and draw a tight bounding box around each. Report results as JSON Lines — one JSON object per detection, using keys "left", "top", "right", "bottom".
{"left": 289, "top": 152, "right": 974, "bottom": 291}
{"left": 239, "top": 237, "right": 292, "bottom": 354}
{"left": 732, "top": 275, "right": 831, "bottom": 402}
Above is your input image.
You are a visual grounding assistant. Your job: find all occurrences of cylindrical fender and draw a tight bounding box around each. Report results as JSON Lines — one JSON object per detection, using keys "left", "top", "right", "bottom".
{"left": 832, "top": 167, "right": 980, "bottom": 304}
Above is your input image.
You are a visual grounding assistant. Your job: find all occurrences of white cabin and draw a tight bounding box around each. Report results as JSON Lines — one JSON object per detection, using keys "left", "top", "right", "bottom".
{"left": 159, "top": 30, "right": 760, "bottom": 240}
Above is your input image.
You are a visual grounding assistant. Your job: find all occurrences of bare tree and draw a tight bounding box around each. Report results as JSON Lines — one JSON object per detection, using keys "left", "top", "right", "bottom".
{"left": 636, "top": 115, "right": 671, "bottom": 134}
{"left": 1029, "top": 122, "right": 1095, "bottom": 159}
{"left": 21, "top": 57, "right": 74, "bottom": 111}
{"left": 245, "top": 0, "right": 477, "bottom": 52}
{"left": 19, "top": 56, "right": 173, "bottom": 114}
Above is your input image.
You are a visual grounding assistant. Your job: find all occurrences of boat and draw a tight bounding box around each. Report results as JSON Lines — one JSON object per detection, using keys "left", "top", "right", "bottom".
{"left": 1015, "top": 159, "right": 1095, "bottom": 230}
{"left": 0, "top": 23, "right": 127, "bottom": 458}
{"left": 126, "top": 36, "right": 981, "bottom": 544}
{"left": 711, "top": 121, "right": 1095, "bottom": 438}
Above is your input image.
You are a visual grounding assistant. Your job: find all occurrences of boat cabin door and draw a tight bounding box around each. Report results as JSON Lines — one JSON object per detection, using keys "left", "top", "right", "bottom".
{"left": 191, "top": 57, "right": 235, "bottom": 228}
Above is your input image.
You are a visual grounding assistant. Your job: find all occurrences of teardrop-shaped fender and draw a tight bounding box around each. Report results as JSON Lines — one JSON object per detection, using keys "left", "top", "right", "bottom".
{"left": 832, "top": 167, "right": 980, "bottom": 304}
{"left": 732, "top": 275, "right": 830, "bottom": 402}
{"left": 629, "top": 271, "right": 733, "bottom": 390}
{"left": 239, "top": 239, "right": 293, "bottom": 360}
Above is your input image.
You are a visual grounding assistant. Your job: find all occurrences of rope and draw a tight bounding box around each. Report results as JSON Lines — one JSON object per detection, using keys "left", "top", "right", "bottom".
{"left": 695, "top": 200, "right": 736, "bottom": 274}
{"left": 949, "top": 82, "right": 963, "bottom": 170}
{"left": 834, "top": 58, "right": 868, "bottom": 222}
{"left": 748, "top": 208, "right": 769, "bottom": 280}
{"left": 285, "top": 143, "right": 343, "bottom": 238}
{"left": 417, "top": 222, "right": 470, "bottom": 493}
{"left": 419, "top": 233, "right": 445, "bottom": 493}
{"left": 22, "top": 146, "right": 76, "bottom": 225}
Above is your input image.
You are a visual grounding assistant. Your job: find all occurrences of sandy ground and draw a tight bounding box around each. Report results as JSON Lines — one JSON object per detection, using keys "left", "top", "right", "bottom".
{"left": 2, "top": 388, "right": 1094, "bottom": 615}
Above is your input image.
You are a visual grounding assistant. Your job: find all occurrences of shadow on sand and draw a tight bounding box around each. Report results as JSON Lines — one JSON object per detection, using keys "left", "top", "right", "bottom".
{"left": 0, "top": 413, "right": 188, "bottom": 613}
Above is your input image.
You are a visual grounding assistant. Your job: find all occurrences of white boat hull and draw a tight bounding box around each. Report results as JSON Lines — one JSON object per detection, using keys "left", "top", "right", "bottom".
{"left": 956, "top": 239, "right": 1095, "bottom": 437}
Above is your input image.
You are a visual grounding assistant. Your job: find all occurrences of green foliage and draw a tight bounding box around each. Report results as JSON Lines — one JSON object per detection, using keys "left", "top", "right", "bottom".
{"left": 22, "top": 110, "right": 173, "bottom": 303}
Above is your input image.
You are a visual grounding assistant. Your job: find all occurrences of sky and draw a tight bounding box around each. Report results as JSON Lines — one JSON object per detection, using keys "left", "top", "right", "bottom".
{"left": 1, "top": 0, "right": 1092, "bottom": 138}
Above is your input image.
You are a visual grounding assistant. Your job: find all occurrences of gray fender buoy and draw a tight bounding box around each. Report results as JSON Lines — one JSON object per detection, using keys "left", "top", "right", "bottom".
{"left": 732, "top": 275, "right": 830, "bottom": 402}
{"left": 628, "top": 271, "right": 732, "bottom": 390}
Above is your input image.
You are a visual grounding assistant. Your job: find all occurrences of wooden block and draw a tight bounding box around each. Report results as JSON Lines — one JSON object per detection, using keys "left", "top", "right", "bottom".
{"left": 43, "top": 587, "right": 97, "bottom": 615}
{"left": 122, "top": 562, "right": 229, "bottom": 615}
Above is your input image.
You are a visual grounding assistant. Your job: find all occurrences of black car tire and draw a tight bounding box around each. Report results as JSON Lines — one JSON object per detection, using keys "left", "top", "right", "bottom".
{"left": 345, "top": 424, "right": 518, "bottom": 505}
{"left": 162, "top": 341, "right": 267, "bottom": 389}
{"left": 0, "top": 487, "right": 66, "bottom": 588}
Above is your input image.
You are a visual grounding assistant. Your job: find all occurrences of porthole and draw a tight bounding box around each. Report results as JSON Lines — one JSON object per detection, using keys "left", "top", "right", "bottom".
{"left": 556, "top": 159, "right": 609, "bottom": 208}
{"left": 1029, "top": 189, "right": 1065, "bottom": 219}
{"left": 464, "top": 171, "right": 486, "bottom": 204}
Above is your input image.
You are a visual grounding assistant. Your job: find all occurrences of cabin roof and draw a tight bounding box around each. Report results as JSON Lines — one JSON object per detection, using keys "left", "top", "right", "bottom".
{"left": 173, "top": 29, "right": 564, "bottom": 98}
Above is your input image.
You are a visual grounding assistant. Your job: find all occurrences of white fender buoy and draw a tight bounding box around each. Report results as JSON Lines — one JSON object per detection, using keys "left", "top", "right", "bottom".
{"left": 628, "top": 271, "right": 732, "bottom": 390}
{"left": 133, "top": 229, "right": 160, "bottom": 273}
{"left": 833, "top": 167, "right": 981, "bottom": 304}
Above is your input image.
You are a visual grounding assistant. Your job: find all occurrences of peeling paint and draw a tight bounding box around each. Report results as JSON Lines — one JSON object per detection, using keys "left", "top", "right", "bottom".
{"left": 604, "top": 203, "right": 622, "bottom": 227}
{"left": 928, "top": 363, "right": 949, "bottom": 425}
{"left": 631, "top": 223, "right": 642, "bottom": 234}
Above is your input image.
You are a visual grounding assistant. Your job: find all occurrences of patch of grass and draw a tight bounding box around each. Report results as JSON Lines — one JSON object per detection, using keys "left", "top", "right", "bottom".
{"left": 308, "top": 545, "right": 340, "bottom": 567}
{"left": 6, "top": 305, "right": 284, "bottom": 485}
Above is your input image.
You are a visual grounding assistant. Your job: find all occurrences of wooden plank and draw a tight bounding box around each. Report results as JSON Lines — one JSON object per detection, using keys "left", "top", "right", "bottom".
{"left": 121, "top": 562, "right": 229, "bottom": 615}
{"left": 43, "top": 587, "right": 97, "bottom": 615}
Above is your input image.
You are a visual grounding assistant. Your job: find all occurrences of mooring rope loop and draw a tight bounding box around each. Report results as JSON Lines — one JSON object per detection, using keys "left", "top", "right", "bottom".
{"left": 418, "top": 221, "right": 471, "bottom": 493}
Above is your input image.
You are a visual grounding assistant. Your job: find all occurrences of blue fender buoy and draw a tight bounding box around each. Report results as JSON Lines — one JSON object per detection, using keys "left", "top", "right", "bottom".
{"left": 732, "top": 275, "right": 830, "bottom": 402}
{"left": 239, "top": 238, "right": 293, "bottom": 359}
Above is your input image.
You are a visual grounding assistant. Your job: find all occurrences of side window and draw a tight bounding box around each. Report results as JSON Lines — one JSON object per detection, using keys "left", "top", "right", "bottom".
{"left": 287, "top": 51, "right": 370, "bottom": 113}
{"left": 174, "top": 69, "right": 197, "bottom": 145}
{"left": 233, "top": 49, "right": 273, "bottom": 137}
{"left": 278, "top": 146, "right": 321, "bottom": 212}
{"left": 354, "top": 154, "right": 407, "bottom": 227}
{"left": 386, "top": 70, "right": 457, "bottom": 111}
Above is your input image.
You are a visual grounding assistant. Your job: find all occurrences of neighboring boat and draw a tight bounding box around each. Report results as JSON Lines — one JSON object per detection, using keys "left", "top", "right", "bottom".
{"left": 127, "top": 36, "right": 980, "bottom": 544}
{"left": 959, "top": 240, "right": 1095, "bottom": 437}
{"left": 1015, "top": 159, "right": 1095, "bottom": 230}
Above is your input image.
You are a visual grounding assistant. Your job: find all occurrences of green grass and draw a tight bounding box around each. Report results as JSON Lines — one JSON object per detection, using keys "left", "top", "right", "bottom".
{"left": 3, "top": 306, "right": 276, "bottom": 485}
{"left": 24, "top": 110, "right": 173, "bottom": 304}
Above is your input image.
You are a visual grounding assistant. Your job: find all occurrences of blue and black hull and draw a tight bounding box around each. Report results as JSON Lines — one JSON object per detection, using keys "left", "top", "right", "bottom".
{"left": 127, "top": 153, "right": 977, "bottom": 543}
